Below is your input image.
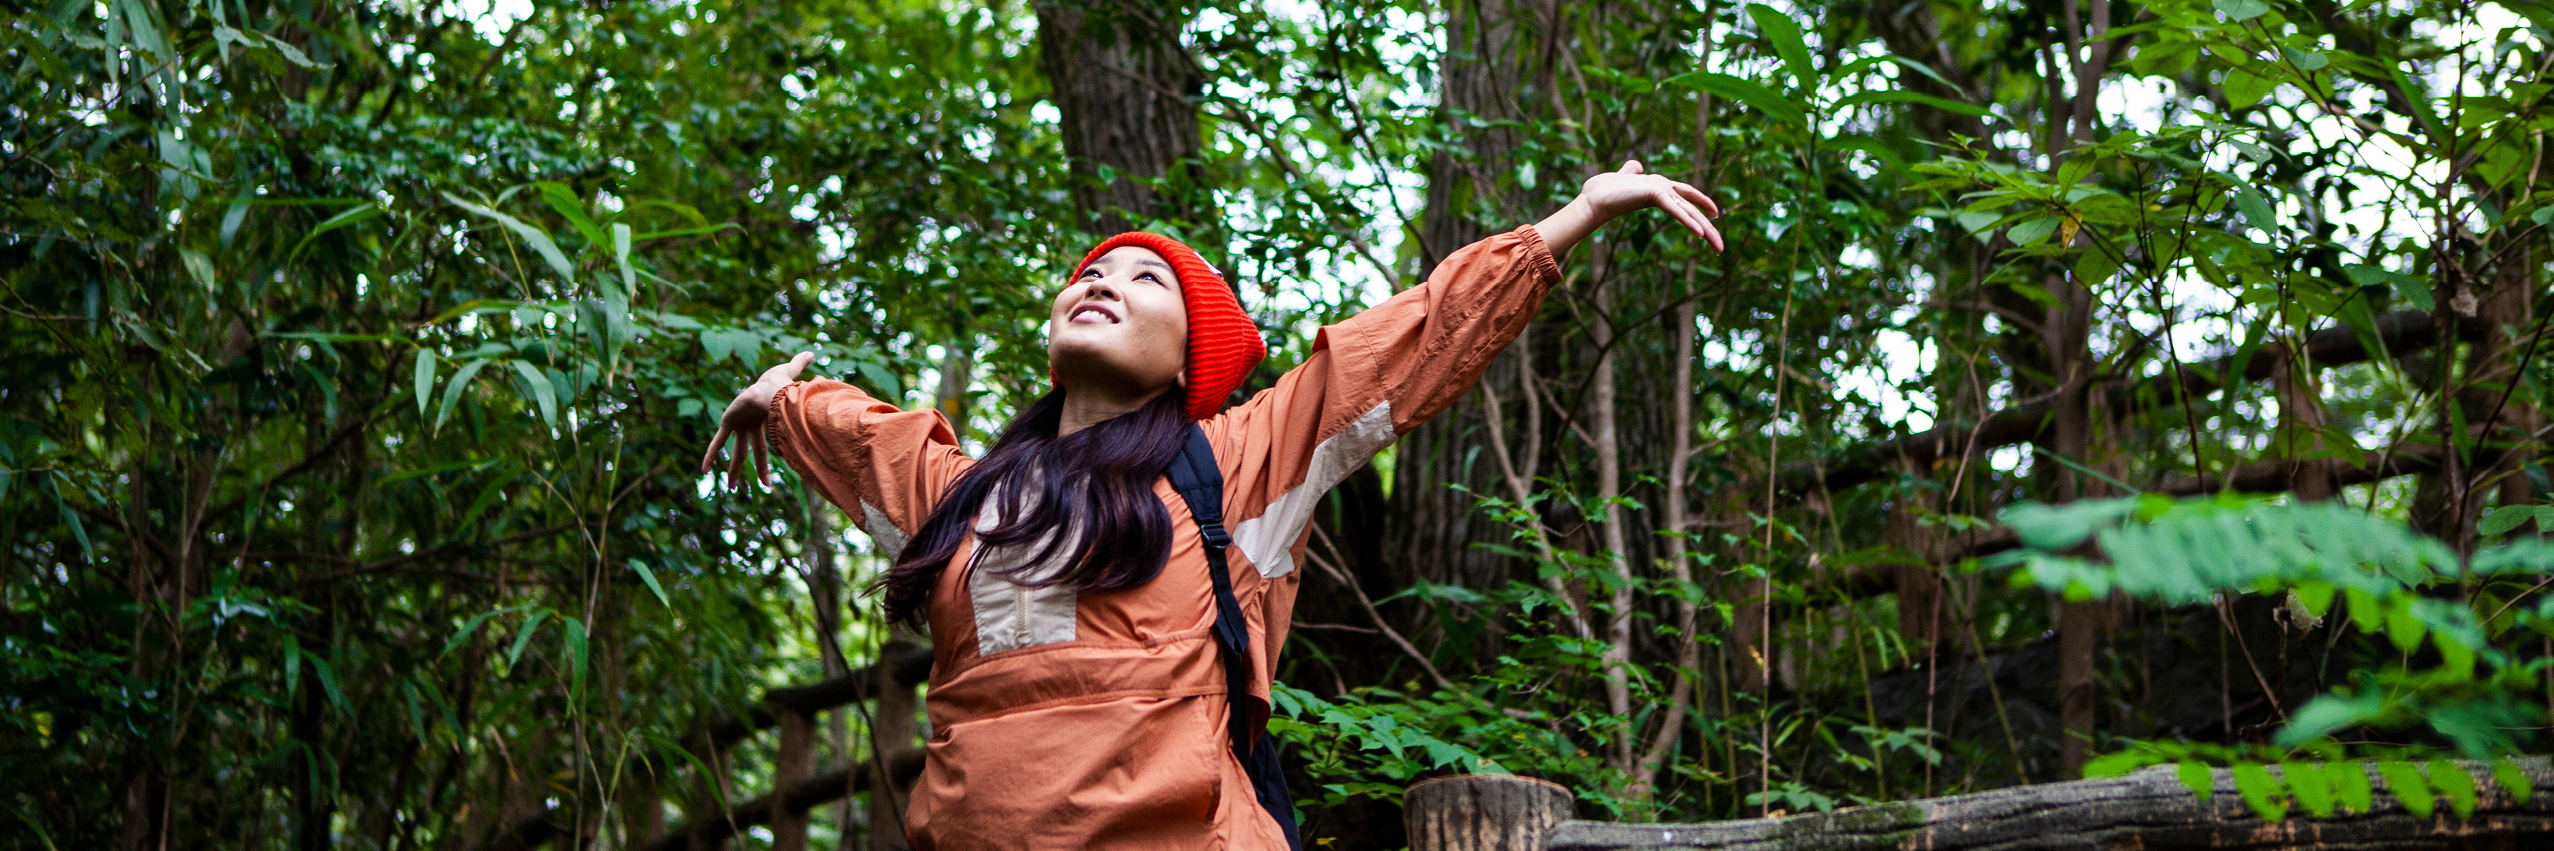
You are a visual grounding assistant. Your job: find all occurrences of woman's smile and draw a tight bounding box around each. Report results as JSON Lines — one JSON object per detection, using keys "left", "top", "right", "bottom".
{"left": 1068, "top": 302, "right": 1122, "bottom": 324}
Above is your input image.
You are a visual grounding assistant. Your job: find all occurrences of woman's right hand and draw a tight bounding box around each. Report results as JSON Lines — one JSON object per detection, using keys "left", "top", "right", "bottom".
{"left": 699, "top": 351, "right": 816, "bottom": 490}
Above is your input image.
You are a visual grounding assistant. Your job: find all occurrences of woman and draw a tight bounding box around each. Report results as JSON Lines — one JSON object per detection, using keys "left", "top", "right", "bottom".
{"left": 700, "top": 161, "right": 1721, "bottom": 849}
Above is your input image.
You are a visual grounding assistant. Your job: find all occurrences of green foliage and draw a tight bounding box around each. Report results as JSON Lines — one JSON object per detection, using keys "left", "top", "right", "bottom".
{"left": 2002, "top": 494, "right": 2554, "bottom": 758}
{"left": 2008, "top": 493, "right": 2554, "bottom": 819}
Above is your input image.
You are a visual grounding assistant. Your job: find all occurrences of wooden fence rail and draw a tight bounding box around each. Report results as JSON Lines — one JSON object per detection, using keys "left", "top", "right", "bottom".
{"left": 476, "top": 642, "right": 935, "bottom": 851}
{"left": 1409, "top": 758, "right": 2554, "bottom": 851}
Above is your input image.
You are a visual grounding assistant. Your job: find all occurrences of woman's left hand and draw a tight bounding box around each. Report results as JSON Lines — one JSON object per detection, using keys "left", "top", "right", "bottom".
{"left": 1534, "top": 160, "right": 1723, "bottom": 260}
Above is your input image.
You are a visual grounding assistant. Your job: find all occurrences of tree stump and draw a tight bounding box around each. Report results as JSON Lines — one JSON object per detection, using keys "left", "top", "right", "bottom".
{"left": 1407, "top": 774, "right": 1576, "bottom": 851}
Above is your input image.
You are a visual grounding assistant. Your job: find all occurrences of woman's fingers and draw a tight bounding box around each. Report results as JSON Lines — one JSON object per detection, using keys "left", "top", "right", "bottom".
{"left": 752, "top": 430, "right": 773, "bottom": 488}
{"left": 1673, "top": 181, "right": 1723, "bottom": 217}
{"left": 761, "top": 351, "right": 816, "bottom": 385}
{"left": 1657, "top": 189, "right": 1726, "bottom": 253}
{"left": 700, "top": 425, "right": 731, "bottom": 476}
{"left": 1618, "top": 159, "right": 1644, "bottom": 174}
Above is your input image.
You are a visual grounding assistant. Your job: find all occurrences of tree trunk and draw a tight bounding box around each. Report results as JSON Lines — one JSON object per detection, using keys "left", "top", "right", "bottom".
{"left": 1034, "top": 0, "right": 1205, "bottom": 236}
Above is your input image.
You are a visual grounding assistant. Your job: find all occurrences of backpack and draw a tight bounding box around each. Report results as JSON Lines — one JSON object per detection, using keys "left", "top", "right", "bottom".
{"left": 1164, "top": 423, "right": 1304, "bottom": 850}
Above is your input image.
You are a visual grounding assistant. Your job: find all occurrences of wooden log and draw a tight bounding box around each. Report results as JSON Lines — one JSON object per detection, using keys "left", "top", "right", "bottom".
{"left": 1407, "top": 774, "right": 1576, "bottom": 851}
{"left": 636, "top": 750, "right": 929, "bottom": 851}
{"left": 1547, "top": 757, "right": 2554, "bottom": 850}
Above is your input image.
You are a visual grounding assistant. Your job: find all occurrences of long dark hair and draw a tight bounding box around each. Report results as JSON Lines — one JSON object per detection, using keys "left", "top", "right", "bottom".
{"left": 878, "top": 386, "right": 1191, "bottom": 625}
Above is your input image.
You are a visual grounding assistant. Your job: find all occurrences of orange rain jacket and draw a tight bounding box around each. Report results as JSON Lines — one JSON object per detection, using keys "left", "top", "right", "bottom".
{"left": 768, "top": 227, "right": 1560, "bottom": 849}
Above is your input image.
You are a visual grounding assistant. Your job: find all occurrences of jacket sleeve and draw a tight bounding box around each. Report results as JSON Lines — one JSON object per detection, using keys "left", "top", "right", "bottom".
{"left": 1206, "top": 225, "right": 1561, "bottom": 657}
{"left": 767, "top": 379, "right": 974, "bottom": 560}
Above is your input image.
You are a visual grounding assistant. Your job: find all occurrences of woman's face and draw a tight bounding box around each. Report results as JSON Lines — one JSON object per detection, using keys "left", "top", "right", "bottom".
{"left": 1047, "top": 245, "right": 1188, "bottom": 397}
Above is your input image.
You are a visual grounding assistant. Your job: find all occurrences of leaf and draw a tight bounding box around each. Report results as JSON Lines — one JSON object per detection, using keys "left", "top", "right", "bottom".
{"left": 2177, "top": 760, "right": 2216, "bottom": 804}
{"left": 2007, "top": 217, "right": 2061, "bottom": 245}
{"left": 1663, "top": 71, "right": 1807, "bottom": 126}
{"left": 506, "top": 609, "right": 552, "bottom": 670}
{"left": 2429, "top": 760, "right": 2478, "bottom": 818}
{"left": 443, "top": 193, "right": 577, "bottom": 285}
{"left": 412, "top": 348, "right": 436, "bottom": 420}
{"left": 2479, "top": 505, "right": 2535, "bottom": 536}
{"left": 453, "top": 473, "right": 511, "bottom": 532}
{"left": 1834, "top": 90, "right": 1993, "bottom": 117}
{"left": 630, "top": 559, "right": 673, "bottom": 607}
{"left": 1745, "top": 4, "right": 1817, "bottom": 89}
{"left": 2492, "top": 758, "right": 2534, "bottom": 804}
{"left": 2380, "top": 761, "right": 2435, "bottom": 818}
{"left": 2215, "top": 0, "right": 2269, "bottom": 21}
{"left": 282, "top": 634, "right": 302, "bottom": 698}
{"left": 2225, "top": 66, "right": 2279, "bottom": 110}
{"left": 700, "top": 329, "right": 762, "bottom": 367}
{"left": 2282, "top": 47, "right": 2328, "bottom": 72}
{"left": 287, "top": 202, "right": 383, "bottom": 261}
{"left": 2283, "top": 762, "right": 2335, "bottom": 818}
{"left": 434, "top": 359, "right": 489, "bottom": 432}
{"left": 402, "top": 681, "right": 430, "bottom": 744}
{"left": 508, "top": 361, "right": 559, "bottom": 427}
{"left": 2232, "top": 762, "right": 2289, "bottom": 821}
{"left": 2277, "top": 693, "right": 2381, "bottom": 747}
{"left": 2384, "top": 600, "right": 2426, "bottom": 653}
{"left": 2233, "top": 184, "right": 2279, "bottom": 233}
{"left": 179, "top": 247, "right": 217, "bottom": 294}
{"left": 46, "top": 474, "right": 92, "bottom": 561}
{"left": 535, "top": 181, "right": 607, "bottom": 249}
{"left": 563, "top": 616, "right": 589, "bottom": 695}
{"left": 305, "top": 654, "right": 349, "bottom": 714}
{"left": 441, "top": 608, "right": 504, "bottom": 658}
{"left": 2333, "top": 761, "right": 2375, "bottom": 814}
{"left": 612, "top": 223, "right": 635, "bottom": 298}
{"left": 2083, "top": 750, "right": 2158, "bottom": 777}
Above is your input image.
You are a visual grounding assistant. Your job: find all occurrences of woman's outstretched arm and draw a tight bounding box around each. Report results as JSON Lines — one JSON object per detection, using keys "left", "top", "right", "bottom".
{"left": 1533, "top": 159, "right": 1724, "bottom": 261}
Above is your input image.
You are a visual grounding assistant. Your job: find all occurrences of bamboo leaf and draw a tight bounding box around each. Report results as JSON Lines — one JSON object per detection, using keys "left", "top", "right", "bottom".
{"left": 1834, "top": 90, "right": 1993, "bottom": 117}
{"left": 563, "top": 616, "right": 588, "bottom": 695}
{"left": 506, "top": 609, "right": 552, "bottom": 671}
{"left": 412, "top": 348, "right": 436, "bottom": 420}
{"left": 434, "top": 359, "right": 489, "bottom": 432}
{"left": 1663, "top": 71, "right": 1806, "bottom": 126}
{"left": 288, "top": 202, "right": 384, "bottom": 262}
{"left": 282, "top": 634, "right": 302, "bottom": 698}
{"left": 443, "top": 193, "right": 577, "bottom": 285}
{"left": 630, "top": 559, "right": 672, "bottom": 607}
{"left": 612, "top": 222, "right": 635, "bottom": 297}
{"left": 1745, "top": 4, "right": 1817, "bottom": 90}
{"left": 305, "top": 654, "right": 349, "bottom": 715}
{"left": 46, "top": 474, "right": 92, "bottom": 561}
{"left": 535, "top": 181, "right": 607, "bottom": 249}
{"left": 507, "top": 361, "right": 559, "bottom": 427}
{"left": 441, "top": 608, "right": 503, "bottom": 658}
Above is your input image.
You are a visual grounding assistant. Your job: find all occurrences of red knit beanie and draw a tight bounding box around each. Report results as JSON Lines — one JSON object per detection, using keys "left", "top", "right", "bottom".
{"left": 1069, "top": 232, "right": 1266, "bottom": 421}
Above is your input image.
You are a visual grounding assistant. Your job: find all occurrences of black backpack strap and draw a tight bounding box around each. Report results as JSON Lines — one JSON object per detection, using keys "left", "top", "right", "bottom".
{"left": 1165, "top": 423, "right": 1302, "bottom": 850}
